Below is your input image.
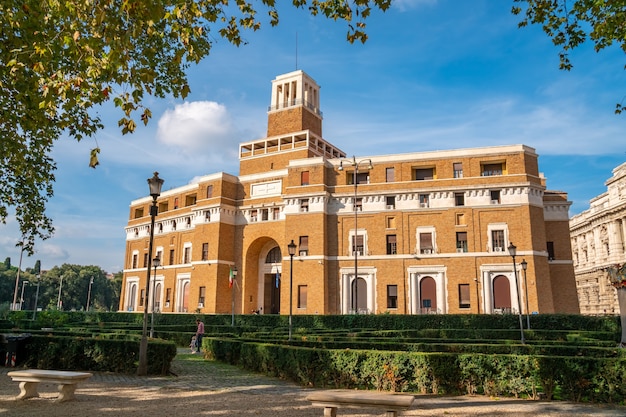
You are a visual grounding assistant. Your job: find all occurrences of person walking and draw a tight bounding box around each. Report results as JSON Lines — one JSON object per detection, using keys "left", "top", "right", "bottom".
{"left": 195, "top": 318, "right": 205, "bottom": 353}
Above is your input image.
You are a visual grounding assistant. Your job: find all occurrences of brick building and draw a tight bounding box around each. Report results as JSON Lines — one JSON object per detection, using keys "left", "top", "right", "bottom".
{"left": 570, "top": 162, "right": 626, "bottom": 315}
{"left": 120, "top": 70, "right": 579, "bottom": 316}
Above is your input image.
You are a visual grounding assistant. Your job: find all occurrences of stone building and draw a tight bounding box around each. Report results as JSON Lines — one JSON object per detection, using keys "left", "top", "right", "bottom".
{"left": 570, "top": 162, "right": 626, "bottom": 315}
{"left": 119, "top": 70, "right": 579, "bottom": 316}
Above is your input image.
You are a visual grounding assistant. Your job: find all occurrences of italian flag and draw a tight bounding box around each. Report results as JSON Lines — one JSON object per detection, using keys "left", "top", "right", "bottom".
{"left": 229, "top": 268, "right": 234, "bottom": 288}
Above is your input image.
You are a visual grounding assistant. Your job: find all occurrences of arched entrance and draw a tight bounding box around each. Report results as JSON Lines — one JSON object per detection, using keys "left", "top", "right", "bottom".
{"left": 351, "top": 277, "right": 367, "bottom": 313}
{"left": 263, "top": 246, "right": 282, "bottom": 314}
{"left": 420, "top": 276, "right": 437, "bottom": 313}
{"left": 493, "top": 275, "right": 511, "bottom": 312}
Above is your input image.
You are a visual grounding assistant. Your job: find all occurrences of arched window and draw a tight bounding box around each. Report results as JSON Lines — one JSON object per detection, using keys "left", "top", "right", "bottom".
{"left": 493, "top": 275, "right": 511, "bottom": 311}
{"left": 420, "top": 276, "right": 437, "bottom": 313}
{"left": 266, "top": 247, "right": 282, "bottom": 263}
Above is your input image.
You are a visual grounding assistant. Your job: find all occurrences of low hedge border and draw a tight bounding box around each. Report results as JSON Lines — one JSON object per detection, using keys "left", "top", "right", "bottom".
{"left": 205, "top": 337, "right": 626, "bottom": 404}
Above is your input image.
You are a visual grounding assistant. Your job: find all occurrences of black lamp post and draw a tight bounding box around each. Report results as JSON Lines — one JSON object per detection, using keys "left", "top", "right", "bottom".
{"left": 150, "top": 257, "right": 161, "bottom": 338}
{"left": 86, "top": 277, "right": 94, "bottom": 312}
{"left": 287, "top": 239, "right": 297, "bottom": 341}
{"left": 521, "top": 259, "right": 530, "bottom": 329}
{"left": 338, "top": 156, "right": 372, "bottom": 314}
{"left": 507, "top": 242, "right": 525, "bottom": 344}
{"left": 138, "top": 171, "right": 164, "bottom": 376}
{"left": 231, "top": 266, "right": 238, "bottom": 327}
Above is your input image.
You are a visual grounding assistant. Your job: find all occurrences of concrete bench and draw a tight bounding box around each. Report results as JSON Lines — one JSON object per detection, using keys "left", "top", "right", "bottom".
{"left": 306, "top": 389, "right": 415, "bottom": 417}
{"left": 7, "top": 369, "right": 93, "bottom": 402}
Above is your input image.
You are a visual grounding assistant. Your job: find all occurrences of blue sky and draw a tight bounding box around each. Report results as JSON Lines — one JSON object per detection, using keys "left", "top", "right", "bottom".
{"left": 2, "top": 0, "right": 625, "bottom": 273}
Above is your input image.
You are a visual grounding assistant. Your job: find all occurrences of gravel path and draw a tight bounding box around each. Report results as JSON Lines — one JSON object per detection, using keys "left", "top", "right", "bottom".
{"left": 0, "top": 349, "right": 625, "bottom": 416}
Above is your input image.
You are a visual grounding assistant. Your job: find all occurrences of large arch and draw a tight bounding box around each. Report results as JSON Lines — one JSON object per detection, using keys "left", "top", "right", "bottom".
{"left": 243, "top": 237, "right": 283, "bottom": 315}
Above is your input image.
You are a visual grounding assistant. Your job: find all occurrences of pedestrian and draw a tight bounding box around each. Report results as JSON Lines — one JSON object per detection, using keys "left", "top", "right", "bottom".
{"left": 195, "top": 318, "right": 205, "bottom": 353}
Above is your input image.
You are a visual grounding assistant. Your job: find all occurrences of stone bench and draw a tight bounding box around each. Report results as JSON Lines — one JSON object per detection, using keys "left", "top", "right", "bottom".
{"left": 7, "top": 369, "right": 93, "bottom": 402}
{"left": 306, "top": 389, "right": 415, "bottom": 417}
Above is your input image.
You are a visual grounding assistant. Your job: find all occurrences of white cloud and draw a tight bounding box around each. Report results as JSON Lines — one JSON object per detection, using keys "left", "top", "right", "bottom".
{"left": 157, "top": 101, "right": 235, "bottom": 153}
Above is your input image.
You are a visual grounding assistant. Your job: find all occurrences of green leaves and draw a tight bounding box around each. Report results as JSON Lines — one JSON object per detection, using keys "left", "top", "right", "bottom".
{"left": 1, "top": 0, "right": 391, "bottom": 250}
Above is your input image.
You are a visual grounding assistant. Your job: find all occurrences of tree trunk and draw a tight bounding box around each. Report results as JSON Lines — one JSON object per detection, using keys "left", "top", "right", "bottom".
{"left": 617, "top": 287, "right": 626, "bottom": 347}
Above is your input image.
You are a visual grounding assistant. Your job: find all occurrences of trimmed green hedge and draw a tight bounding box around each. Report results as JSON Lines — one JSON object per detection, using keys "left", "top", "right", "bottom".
{"left": 205, "top": 338, "right": 626, "bottom": 403}
{"left": 22, "top": 334, "right": 176, "bottom": 375}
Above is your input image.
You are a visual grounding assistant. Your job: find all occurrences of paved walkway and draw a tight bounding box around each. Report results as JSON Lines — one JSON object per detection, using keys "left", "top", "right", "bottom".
{"left": 1, "top": 348, "right": 626, "bottom": 416}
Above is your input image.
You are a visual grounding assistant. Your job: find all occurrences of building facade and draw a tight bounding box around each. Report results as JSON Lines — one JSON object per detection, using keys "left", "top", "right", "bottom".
{"left": 570, "top": 162, "right": 626, "bottom": 315}
{"left": 120, "top": 70, "right": 580, "bottom": 316}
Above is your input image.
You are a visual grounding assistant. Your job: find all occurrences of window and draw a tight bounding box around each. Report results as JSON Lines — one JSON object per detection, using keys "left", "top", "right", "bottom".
{"left": 455, "top": 192, "right": 465, "bottom": 206}
{"left": 185, "top": 194, "right": 197, "bottom": 206}
{"left": 266, "top": 246, "right": 282, "bottom": 263}
{"left": 419, "top": 194, "right": 429, "bottom": 208}
{"left": 132, "top": 254, "right": 138, "bottom": 269}
{"left": 156, "top": 250, "right": 163, "bottom": 261}
{"left": 202, "top": 243, "right": 209, "bottom": 261}
{"left": 414, "top": 167, "right": 434, "bottom": 180}
{"left": 456, "top": 213, "right": 466, "bottom": 225}
{"left": 300, "top": 199, "right": 309, "bottom": 212}
{"left": 183, "top": 246, "right": 191, "bottom": 264}
{"left": 386, "top": 235, "right": 397, "bottom": 255}
{"left": 134, "top": 208, "right": 144, "bottom": 219}
{"left": 481, "top": 162, "right": 504, "bottom": 176}
{"left": 352, "top": 234, "right": 364, "bottom": 256}
{"left": 456, "top": 232, "right": 468, "bottom": 253}
{"left": 140, "top": 289, "right": 146, "bottom": 307}
{"left": 158, "top": 201, "right": 168, "bottom": 213}
{"left": 387, "top": 217, "right": 396, "bottom": 229}
{"left": 299, "top": 236, "right": 309, "bottom": 256}
{"left": 298, "top": 285, "right": 308, "bottom": 309}
{"left": 453, "top": 162, "right": 463, "bottom": 178}
{"left": 387, "top": 285, "right": 398, "bottom": 309}
{"left": 490, "top": 190, "right": 501, "bottom": 204}
{"left": 301, "top": 170, "right": 310, "bottom": 186}
{"left": 261, "top": 209, "right": 269, "bottom": 221}
{"left": 198, "top": 286, "right": 206, "bottom": 306}
{"left": 272, "top": 207, "right": 280, "bottom": 220}
{"left": 165, "top": 288, "right": 171, "bottom": 306}
{"left": 204, "top": 211, "right": 211, "bottom": 222}
{"left": 158, "top": 223, "right": 163, "bottom": 233}
{"left": 354, "top": 197, "right": 362, "bottom": 212}
{"left": 350, "top": 172, "right": 369, "bottom": 185}
{"left": 459, "top": 284, "right": 470, "bottom": 309}
{"left": 386, "top": 167, "right": 395, "bottom": 182}
{"left": 143, "top": 253, "right": 148, "bottom": 268}
{"left": 420, "top": 232, "right": 433, "bottom": 254}
{"left": 492, "top": 230, "right": 505, "bottom": 252}
{"left": 185, "top": 217, "right": 191, "bottom": 228}
{"left": 169, "top": 249, "right": 175, "bottom": 265}
{"left": 250, "top": 209, "right": 258, "bottom": 221}
{"left": 547, "top": 241, "right": 555, "bottom": 260}
{"left": 174, "top": 197, "right": 179, "bottom": 209}
{"left": 386, "top": 196, "right": 395, "bottom": 209}
{"left": 206, "top": 185, "right": 213, "bottom": 198}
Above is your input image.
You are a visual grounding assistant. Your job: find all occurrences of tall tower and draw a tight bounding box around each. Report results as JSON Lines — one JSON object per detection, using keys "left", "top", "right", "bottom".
{"left": 239, "top": 70, "right": 343, "bottom": 176}
{"left": 267, "top": 70, "right": 322, "bottom": 137}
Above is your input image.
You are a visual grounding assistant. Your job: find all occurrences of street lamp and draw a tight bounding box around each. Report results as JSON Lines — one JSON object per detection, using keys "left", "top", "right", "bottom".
{"left": 287, "top": 239, "right": 297, "bottom": 341}
{"left": 521, "top": 259, "right": 530, "bottom": 330}
{"left": 507, "top": 242, "right": 525, "bottom": 344}
{"left": 32, "top": 276, "right": 40, "bottom": 320}
{"left": 57, "top": 275, "right": 64, "bottom": 310}
{"left": 338, "top": 156, "right": 372, "bottom": 314}
{"left": 19, "top": 281, "right": 29, "bottom": 310}
{"left": 86, "top": 277, "right": 94, "bottom": 312}
{"left": 150, "top": 257, "right": 160, "bottom": 338}
{"left": 138, "top": 171, "right": 164, "bottom": 376}
{"left": 231, "top": 266, "right": 238, "bottom": 326}
{"left": 11, "top": 241, "right": 25, "bottom": 311}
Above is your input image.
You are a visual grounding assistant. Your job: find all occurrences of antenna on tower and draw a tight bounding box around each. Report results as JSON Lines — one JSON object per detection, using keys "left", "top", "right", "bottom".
{"left": 295, "top": 32, "right": 298, "bottom": 70}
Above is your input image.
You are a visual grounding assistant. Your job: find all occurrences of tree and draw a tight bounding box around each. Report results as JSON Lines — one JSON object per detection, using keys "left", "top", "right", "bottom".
{"left": 512, "top": 0, "right": 626, "bottom": 112}
{"left": 1, "top": 0, "right": 391, "bottom": 255}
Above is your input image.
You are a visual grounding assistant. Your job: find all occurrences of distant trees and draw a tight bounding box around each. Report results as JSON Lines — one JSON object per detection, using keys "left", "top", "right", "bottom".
{"left": 0, "top": 260, "right": 120, "bottom": 312}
